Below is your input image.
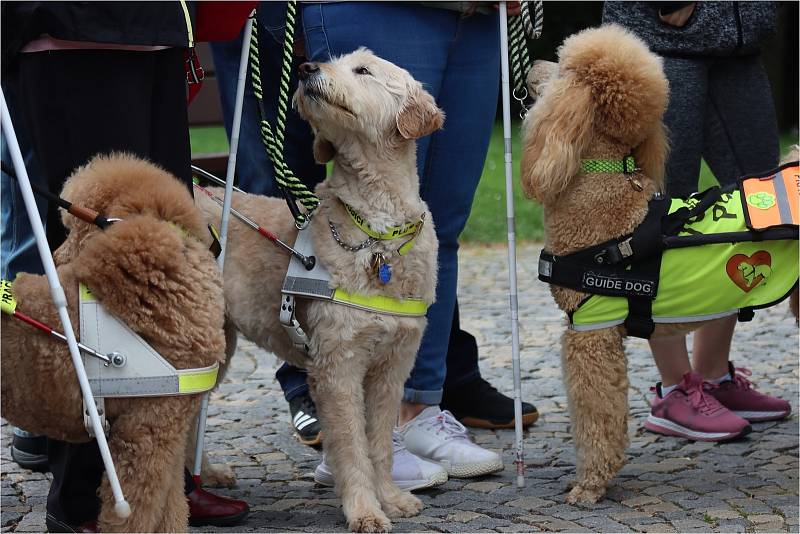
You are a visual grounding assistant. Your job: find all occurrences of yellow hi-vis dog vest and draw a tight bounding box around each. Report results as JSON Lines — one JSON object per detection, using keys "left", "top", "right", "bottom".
{"left": 539, "top": 162, "right": 799, "bottom": 337}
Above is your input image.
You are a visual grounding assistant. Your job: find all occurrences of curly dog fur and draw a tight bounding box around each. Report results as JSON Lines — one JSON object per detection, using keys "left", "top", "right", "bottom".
{"left": 193, "top": 49, "right": 442, "bottom": 532}
{"left": 522, "top": 25, "right": 798, "bottom": 504}
{"left": 1, "top": 154, "right": 226, "bottom": 531}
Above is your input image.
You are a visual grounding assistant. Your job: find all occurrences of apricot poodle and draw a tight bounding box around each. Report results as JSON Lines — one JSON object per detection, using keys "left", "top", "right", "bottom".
{"left": 521, "top": 26, "right": 798, "bottom": 503}
{"left": 1, "top": 154, "right": 226, "bottom": 531}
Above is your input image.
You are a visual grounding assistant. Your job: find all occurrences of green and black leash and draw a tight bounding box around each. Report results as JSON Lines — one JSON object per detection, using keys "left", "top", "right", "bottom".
{"left": 248, "top": 2, "right": 319, "bottom": 228}
{"left": 509, "top": 0, "right": 544, "bottom": 117}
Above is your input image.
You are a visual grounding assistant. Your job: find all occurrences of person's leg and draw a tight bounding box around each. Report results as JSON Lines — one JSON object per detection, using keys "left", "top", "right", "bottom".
{"left": 302, "top": 1, "right": 501, "bottom": 478}
{"left": 1, "top": 75, "right": 52, "bottom": 472}
{"left": 687, "top": 55, "right": 789, "bottom": 423}
{"left": 19, "top": 49, "right": 152, "bottom": 528}
{"left": 660, "top": 57, "right": 710, "bottom": 198}
{"left": 440, "top": 301, "right": 539, "bottom": 428}
{"left": 20, "top": 48, "right": 247, "bottom": 528}
{"left": 691, "top": 53, "right": 779, "bottom": 379}
{"left": 212, "top": 13, "right": 326, "bottom": 443}
{"left": 642, "top": 56, "right": 751, "bottom": 441}
{"left": 301, "top": 1, "right": 452, "bottom": 411}
{"left": 211, "top": 12, "right": 324, "bottom": 196}
{"left": 276, "top": 363, "right": 322, "bottom": 445}
{"left": 646, "top": 56, "right": 708, "bottom": 387}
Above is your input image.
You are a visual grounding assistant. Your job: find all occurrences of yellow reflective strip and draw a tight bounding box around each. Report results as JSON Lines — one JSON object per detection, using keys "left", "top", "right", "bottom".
{"left": 398, "top": 237, "right": 417, "bottom": 256}
{"left": 178, "top": 363, "right": 219, "bottom": 393}
{"left": 79, "top": 283, "right": 96, "bottom": 302}
{"left": 1, "top": 279, "right": 17, "bottom": 315}
{"left": 332, "top": 289, "right": 427, "bottom": 316}
{"left": 344, "top": 203, "right": 420, "bottom": 240}
{"left": 179, "top": 0, "right": 194, "bottom": 48}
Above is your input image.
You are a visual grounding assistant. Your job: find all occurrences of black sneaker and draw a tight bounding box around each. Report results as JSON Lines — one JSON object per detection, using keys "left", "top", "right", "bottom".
{"left": 288, "top": 393, "right": 322, "bottom": 446}
{"left": 10, "top": 428, "right": 49, "bottom": 472}
{"left": 441, "top": 376, "right": 539, "bottom": 429}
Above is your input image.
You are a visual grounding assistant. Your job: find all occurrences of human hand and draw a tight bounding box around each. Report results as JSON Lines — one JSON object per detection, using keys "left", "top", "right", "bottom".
{"left": 493, "top": 2, "right": 521, "bottom": 17}
{"left": 659, "top": 2, "right": 695, "bottom": 27}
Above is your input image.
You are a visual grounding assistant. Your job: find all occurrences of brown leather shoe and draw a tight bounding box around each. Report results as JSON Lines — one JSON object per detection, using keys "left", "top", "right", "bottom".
{"left": 187, "top": 484, "right": 250, "bottom": 527}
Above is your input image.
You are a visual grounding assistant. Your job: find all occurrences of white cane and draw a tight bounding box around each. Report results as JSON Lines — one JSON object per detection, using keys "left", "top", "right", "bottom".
{"left": 499, "top": 2, "right": 526, "bottom": 488}
{"left": 193, "top": 16, "right": 254, "bottom": 480}
{"left": 0, "top": 90, "right": 132, "bottom": 518}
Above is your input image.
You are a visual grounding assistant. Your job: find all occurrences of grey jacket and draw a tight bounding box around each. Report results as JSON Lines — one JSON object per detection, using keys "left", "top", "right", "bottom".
{"left": 602, "top": 1, "right": 777, "bottom": 57}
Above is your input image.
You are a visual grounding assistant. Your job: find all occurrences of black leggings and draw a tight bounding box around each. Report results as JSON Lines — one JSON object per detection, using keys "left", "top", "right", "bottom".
{"left": 16, "top": 47, "right": 191, "bottom": 526}
{"left": 19, "top": 47, "right": 192, "bottom": 248}
{"left": 661, "top": 53, "right": 779, "bottom": 197}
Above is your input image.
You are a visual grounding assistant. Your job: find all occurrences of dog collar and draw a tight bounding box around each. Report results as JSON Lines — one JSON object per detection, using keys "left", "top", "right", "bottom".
{"left": 343, "top": 202, "right": 425, "bottom": 256}
{"left": 581, "top": 155, "right": 639, "bottom": 174}
{"left": 581, "top": 155, "right": 643, "bottom": 191}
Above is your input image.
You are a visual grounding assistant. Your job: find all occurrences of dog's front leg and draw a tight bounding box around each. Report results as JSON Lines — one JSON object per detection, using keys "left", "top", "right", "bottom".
{"left": 562, "top": 327, "right": 628, "bottom": 503}
{"left": 364, "top": 337, "right": 422, "bottom": 519}
{"left": 97, "top": 400, "right": 192, "bottom": 532}
{"left": 309, "top": 353, "right": 392, "bottom": 533}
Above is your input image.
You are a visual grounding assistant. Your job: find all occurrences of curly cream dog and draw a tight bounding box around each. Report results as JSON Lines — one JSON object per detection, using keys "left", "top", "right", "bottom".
{"left": 195, "top": 48, "right": 442, "bottom": 532}
{"left": 522, "top": 25, "right": 798, "bottom": 504}
{"left": 1, "top": 154, "right": 226, "bottom": 532}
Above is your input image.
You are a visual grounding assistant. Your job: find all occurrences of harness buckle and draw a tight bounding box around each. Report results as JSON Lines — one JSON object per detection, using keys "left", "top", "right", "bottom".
{"left": 618, "top": 238, "right": 634, "bottom": 259}
{"left": 279, "top": 294, "right": 310, "bottom": 353}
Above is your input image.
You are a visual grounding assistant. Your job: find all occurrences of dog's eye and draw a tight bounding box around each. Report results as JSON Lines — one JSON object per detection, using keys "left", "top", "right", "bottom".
{"left": 354, "top": 66, "right": 371, "bottom": 76}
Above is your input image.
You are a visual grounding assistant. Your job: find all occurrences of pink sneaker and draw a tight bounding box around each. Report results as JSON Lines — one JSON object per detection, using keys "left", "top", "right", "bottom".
{"left": 708, "top": 363, "right": 792, "bottom": 422}
{"left": 644, "top": 372, "right": 751, "bottom": 441}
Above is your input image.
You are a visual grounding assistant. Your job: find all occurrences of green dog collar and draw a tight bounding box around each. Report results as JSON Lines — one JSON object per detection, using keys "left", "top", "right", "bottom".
{"left": 581, "top": 155, "right": 639, "bottom": 174}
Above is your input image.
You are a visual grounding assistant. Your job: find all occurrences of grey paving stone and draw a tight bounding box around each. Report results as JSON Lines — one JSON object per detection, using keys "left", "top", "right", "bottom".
{"left": 1, "top": 244, "right": 796, "bottom": 532}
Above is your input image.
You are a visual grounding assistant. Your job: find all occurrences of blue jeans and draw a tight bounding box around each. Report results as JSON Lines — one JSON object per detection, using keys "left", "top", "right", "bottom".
{"left": 301, "top": 2, "right": 500, "bottom": 404}
{"left": 211, "top": 4, "right": 326, "bottom": 402}
{"left": 210, "top": 4, "right": 324, "bottom": 196}
{"left": 1, "top": 79, "right": 47, "bottom": 280}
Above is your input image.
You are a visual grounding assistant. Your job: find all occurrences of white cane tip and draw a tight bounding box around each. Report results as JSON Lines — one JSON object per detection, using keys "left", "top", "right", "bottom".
{"left": 115, "top": 500, "right": 132, "bottom": 518}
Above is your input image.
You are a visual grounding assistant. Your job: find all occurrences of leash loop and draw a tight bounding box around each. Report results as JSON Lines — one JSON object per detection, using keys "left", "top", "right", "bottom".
{"left": 508, "top": 0, "right": 543, "bottom": 117}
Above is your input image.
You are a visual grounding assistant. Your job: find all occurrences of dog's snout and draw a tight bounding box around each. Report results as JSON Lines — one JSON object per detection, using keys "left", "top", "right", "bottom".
{"left": 298, "top": 62, "right": 320, "bottom": 81}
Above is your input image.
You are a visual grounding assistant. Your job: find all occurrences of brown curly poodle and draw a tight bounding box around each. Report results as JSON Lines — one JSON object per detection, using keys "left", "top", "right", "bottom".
{"left": 521, "top": 24, "right": 799, "bottom": 504}
{"left": 520, "top": 25, "right": 670, "bottom": 504}
{"left": 1, "top": 154, "right": 226, "bottom": 531}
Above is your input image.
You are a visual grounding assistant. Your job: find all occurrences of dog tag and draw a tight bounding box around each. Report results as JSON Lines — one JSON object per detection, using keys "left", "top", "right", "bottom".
{"left": 372, "top": 253, "right": 392, "bottom": 284}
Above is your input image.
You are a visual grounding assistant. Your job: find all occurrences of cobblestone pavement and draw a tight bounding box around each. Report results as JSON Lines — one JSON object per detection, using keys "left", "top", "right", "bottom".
{"left": 2, "top": 244, "right": 798, "bottom": 533}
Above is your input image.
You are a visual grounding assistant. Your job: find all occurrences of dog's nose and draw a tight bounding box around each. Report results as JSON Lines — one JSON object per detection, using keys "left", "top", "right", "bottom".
{"left": 298, "top": 62, "right": 320, "bottom": 81}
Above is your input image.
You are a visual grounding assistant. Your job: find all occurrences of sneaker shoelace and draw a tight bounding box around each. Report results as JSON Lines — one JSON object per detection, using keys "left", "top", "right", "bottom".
{"left": 392, "top": 431, "right": 408, "bottom": 455}
{"left": 685, "top": 379, "right": 727, "bottom": 417}
{"left": 421, "top": 410, "right": 470, "bottom": 441}
{"left": 730, "top": 366, "right": 754, "bottom": 391}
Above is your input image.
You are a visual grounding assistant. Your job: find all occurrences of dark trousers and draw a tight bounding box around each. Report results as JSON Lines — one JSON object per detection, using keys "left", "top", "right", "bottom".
{"left": 16, "top": 47, "right": 191, "bottom": 526}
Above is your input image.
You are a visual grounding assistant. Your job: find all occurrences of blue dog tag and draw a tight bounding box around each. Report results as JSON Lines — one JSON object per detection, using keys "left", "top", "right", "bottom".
{"left": 379, "top": 263, "right": 392, "bottom": 284}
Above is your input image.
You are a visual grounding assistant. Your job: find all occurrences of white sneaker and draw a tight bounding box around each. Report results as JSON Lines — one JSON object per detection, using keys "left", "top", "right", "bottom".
{"left": 314, "top": 430, "right": 448, "bottom": 491}
{"left": 398, "top": 406, "right": 503, "bottom": 478}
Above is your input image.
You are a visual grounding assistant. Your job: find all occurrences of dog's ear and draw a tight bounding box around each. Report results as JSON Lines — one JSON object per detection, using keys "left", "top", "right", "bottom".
{"left": 396, "top": 82, "right": 444, "bottom": 140}
{"left": 632, "top": 121, "right": 669, "bottom": 192}
{"left": 313, "top": 135, "right": 336, "bottom": 163}
{"left": 520, "top": 75, "right": 594, "bottom": 204}
{"left": 72, "top": 215, "right": 192, "bottom": 324}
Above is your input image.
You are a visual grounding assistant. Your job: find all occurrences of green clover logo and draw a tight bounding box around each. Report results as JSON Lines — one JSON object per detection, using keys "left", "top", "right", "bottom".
{"left": 747, "top": 192, "right": 776, "bottom": 210}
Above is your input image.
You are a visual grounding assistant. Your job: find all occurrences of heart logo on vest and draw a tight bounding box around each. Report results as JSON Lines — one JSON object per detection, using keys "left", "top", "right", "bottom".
{"left": 726, "top": 251, "right": 772, "bottom": 292}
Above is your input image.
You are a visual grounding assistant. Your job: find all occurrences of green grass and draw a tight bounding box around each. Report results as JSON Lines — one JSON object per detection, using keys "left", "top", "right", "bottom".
{"left": 191, "top": 124, "right": 797, "bottom": 243}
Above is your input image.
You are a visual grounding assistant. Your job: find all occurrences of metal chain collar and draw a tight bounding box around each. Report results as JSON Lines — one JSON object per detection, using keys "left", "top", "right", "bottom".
{"left": 328, "top": 221, "right": 375, "bottom": 252}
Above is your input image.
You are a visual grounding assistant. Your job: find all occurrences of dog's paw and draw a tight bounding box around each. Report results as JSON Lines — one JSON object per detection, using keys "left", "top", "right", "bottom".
{"left": 566, "top": 484, "right": 605, "bottom": 504}
{"left": 201, "top": 462, "right": 236, "bottom": 488}
{"left": 380, "top": 491, "right": 422, "bottom": 518}
{"left": 347, "top": 511, "right": 392, "bottom": 533}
